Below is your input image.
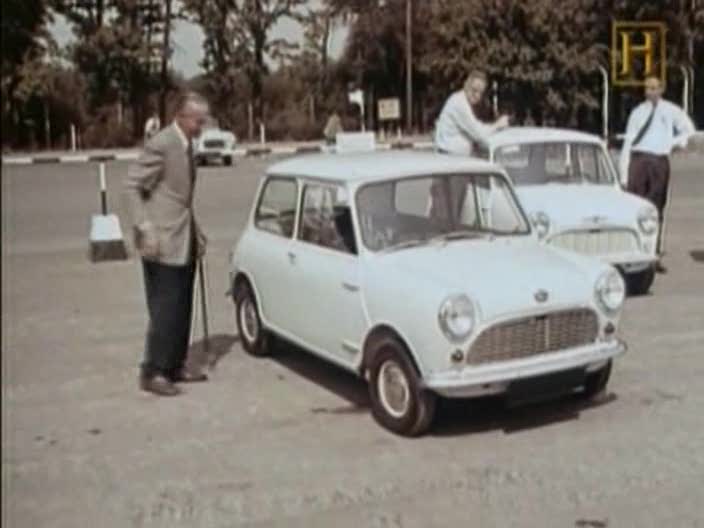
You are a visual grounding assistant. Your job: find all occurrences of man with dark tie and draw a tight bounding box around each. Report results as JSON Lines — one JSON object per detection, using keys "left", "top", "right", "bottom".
{"left": 124, "top": 91, "right": 210, "bottom": 396}
{"left": 619, "top": 76, "right": 695, "bottom": 273}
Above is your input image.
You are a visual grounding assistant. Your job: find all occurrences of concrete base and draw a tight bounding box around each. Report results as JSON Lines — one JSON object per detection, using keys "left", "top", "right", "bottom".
{"left": 89, "top": 214, "right": 128, "bottom": 262}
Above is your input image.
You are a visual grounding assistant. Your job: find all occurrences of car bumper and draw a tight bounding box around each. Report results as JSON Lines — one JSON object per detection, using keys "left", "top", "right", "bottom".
{"left": 422, "top": 339, "right": 627, "bottom": 398}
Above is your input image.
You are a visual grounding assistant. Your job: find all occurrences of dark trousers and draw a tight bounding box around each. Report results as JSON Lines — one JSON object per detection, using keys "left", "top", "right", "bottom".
{"left": 140, "top": 259, "right": 195, "bottom": 378}
{"left": 627, "top": 152, "right": 670, "bottom": 254}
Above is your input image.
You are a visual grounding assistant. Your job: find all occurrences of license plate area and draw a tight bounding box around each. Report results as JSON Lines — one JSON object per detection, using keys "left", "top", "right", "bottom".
{"left": 506, "top": 368, "right": 586, "bottom": 406}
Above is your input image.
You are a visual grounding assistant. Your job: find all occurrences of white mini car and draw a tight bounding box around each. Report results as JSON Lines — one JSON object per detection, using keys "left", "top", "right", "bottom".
{"left": 487, "top": 127, "right": 659, "bottom": 295}
{"left": 228, "top": 151, "right": 627, "bottom": 436}
{"left": 195, "top": 118, "right": 237, "bottom": 166}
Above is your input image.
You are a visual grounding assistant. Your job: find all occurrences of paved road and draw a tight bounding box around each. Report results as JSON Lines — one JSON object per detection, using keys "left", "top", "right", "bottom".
{"left": 2, "top": 154, "right": 704, "bottom": 527}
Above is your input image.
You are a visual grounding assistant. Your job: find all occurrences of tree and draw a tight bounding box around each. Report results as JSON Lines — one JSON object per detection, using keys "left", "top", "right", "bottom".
{"left": 417, "top": 0, "right": 606, "bottom": 129}
{"left": 182, "top": 0, "right": 306, "bottom": 134}
{"left": 50, "top": 0, "right": 175, "bottom": 140}
{"left": 1, "top": 0, "right": 52, "bottom": 146}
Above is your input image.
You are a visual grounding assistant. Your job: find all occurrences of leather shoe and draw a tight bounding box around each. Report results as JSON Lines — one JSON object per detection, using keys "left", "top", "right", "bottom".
{"left": 140, "top": 374, "right": 181, "bottom": 396}
{"left": 170, "top": 368, "right": 208, "bottom": 383}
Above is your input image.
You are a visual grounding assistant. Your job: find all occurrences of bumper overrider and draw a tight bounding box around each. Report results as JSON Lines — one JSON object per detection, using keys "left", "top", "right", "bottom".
{"left": 423, "top": 339, "right": 626, "bottom": 398}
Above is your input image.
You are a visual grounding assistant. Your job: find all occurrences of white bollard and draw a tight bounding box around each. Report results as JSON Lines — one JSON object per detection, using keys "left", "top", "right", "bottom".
{"left": 88, "top": 162, "right": 128, "bottom": 262}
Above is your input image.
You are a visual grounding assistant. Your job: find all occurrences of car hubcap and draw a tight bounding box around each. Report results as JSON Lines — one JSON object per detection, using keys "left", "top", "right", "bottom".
{"left": 378, "top": 360, "right": 410, "bottom": 418}
{"left": 240, "top": 298, "right": 259, "bottom": 344}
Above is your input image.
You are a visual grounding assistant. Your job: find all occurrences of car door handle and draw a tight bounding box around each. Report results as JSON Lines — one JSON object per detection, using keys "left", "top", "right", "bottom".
{"left": 287, "top": 251, "right": 296, "bottom": 264}
{"left": 342, "top": 282, "right": 359, "bottom": 292}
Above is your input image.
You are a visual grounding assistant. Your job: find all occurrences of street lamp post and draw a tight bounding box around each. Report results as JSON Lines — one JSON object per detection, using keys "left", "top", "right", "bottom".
{"left": 597, "top": 65, "right": 609, "bottom": 141}
{"left": 405, "top": 0, "right": 412, "bottom": 134}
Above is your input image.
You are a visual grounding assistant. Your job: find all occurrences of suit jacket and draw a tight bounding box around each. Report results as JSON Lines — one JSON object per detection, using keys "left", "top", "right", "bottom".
{"left": 124, "top": 123, "right": 205, "bottom": 266}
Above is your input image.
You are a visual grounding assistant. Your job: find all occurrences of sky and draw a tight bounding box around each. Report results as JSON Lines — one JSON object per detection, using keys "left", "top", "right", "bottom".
{"left": 49, "top": 4, "right": 349, "bottom": 78}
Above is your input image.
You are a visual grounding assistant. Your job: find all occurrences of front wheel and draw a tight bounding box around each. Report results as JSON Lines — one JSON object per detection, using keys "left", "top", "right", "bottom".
{"left": 368, "top": 337, "right": 437, "bottom": 437}
{"left": 582, "top": 360, "right": 612, "bottom": 400}
{"left": 234, "top": 282, "right": 271, "bottom": 357}
{"left": 625, "top": 265, "right": 655, "bottom": 296}
{"left": 223, "top": 155, "right": 233, "bottom": 166}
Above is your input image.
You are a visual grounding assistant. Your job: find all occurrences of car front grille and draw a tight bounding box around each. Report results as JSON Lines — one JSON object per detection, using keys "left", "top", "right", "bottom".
{"left": 549, "top": 229, "right": 638, "bottom": 256}
{"left": 203, "top": 139, "right": 225, "bottom": 149}
{"left": 467, "top": 308, "right": 599, "bottom": 365}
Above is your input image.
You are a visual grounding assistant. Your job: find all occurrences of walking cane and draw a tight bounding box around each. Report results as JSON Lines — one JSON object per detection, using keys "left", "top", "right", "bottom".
{"left": 189, "top": 256, "right": 212, "bottom": 367}
{"left": 198, "top": 256, "right": 211, "bottom": 360}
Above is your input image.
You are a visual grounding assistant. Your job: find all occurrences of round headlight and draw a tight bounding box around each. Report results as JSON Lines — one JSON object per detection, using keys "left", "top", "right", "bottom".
{"left": 637, "top": 207, "right": 658, "bottom": 235}
{"left": 530, "top": 211, "right": 551, "bottom": 239}
{"left": 595, "top": 269, "right": 625, "bottom": 313}
{"left": 438, "top": 295, "right": 476, "bottom": 343}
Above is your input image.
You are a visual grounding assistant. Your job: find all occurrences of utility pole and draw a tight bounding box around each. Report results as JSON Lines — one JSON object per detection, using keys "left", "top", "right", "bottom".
{"left": 405, "top": 0, "right": 413, "bottom": 134}
{"left": 159, "top": 0, "right": 172, "bottom": 125}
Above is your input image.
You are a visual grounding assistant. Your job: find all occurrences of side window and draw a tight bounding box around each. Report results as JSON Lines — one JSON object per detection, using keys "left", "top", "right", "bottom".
{"left": 577, "top": 145, "right": 599, "bottom": 183}
{"left": 298, "top": 183, "right": 357, "bottom": 255}
{"left": 487, "top": 177, "right": 525, "bottom": 233}
{"left": 254, "top": 178, "right": 298, "bottom": 237}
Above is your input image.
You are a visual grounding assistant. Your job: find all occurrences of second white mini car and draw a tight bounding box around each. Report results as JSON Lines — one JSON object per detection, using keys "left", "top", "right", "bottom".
{"left": 488, "top": 127, "right": 660, "bottom": 295}
{"left": 229, "top": 151, "right": 627, "bottom": 436}
{"left": 195, "top": 117, "right": 237, "bottom": 166}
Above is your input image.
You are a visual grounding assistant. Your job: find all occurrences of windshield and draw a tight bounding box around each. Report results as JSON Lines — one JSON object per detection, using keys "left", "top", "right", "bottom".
{"left": 356, "top": 173, "right": 530, "bottom": 252}
{"left": 494, "top": 142, "right": 616, "bottom": 185}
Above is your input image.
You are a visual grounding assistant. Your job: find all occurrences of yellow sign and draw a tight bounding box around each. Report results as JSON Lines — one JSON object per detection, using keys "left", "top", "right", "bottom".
{"left": 611, "top": 21, "right": 667, "bottom": 87}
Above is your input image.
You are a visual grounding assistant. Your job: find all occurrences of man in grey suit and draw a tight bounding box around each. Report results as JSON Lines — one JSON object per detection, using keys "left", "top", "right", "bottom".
{"left": 125, "top": 91, "right": 210, "bottom": 396}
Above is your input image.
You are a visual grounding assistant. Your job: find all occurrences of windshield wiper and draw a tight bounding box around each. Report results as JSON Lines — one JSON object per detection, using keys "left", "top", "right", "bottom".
{"left": 381, "top": 238, "right": 429, "bottom": 252}
{"left": 430, "top": 230, "right": 486, "bottom": 245}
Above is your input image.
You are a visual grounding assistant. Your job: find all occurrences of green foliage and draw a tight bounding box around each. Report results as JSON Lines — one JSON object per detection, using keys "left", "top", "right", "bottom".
{"left": 182, "top": 0, "right": 306, "bottom": 131}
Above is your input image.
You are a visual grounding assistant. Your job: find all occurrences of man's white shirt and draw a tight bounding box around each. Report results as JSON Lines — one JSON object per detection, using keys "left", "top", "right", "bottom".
{"left": 434, "top": 91, "right": 493, "bottom": 156}
{"left": 618, "top": 99, "right": 695, "bottom": 185}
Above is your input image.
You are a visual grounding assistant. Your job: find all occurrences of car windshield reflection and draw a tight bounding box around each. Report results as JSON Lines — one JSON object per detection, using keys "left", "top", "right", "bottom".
{"left": 356, "top": 173, "right": 530, "bottom": 252}
{"left": 494, "top": 142, "right": 616, "bottom": 186}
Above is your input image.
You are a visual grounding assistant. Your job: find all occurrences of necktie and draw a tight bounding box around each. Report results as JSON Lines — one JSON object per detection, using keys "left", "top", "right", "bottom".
{"left": 632, "top": 100, "right": 658, "bottom": 147}
{"left": 187, "top": 140, "right": 196, "bottom": 185}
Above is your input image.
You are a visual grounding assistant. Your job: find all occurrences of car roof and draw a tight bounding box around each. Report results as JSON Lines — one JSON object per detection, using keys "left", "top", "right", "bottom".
{"left": 266, "top": 150, "right": 501, "bottom": 184}
{"left": 488, "top": 127, "right": 603, "bottom": 149}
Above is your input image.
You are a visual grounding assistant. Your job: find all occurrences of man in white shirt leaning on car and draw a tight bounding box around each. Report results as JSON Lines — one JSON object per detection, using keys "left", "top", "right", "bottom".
{"left": 434, "top": 70, "right": 509, "bottom": 157}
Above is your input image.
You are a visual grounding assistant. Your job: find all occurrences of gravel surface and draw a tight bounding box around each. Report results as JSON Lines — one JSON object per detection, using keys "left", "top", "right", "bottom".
{"left": 2, "top": 154, "right": 704, "bottom": 527}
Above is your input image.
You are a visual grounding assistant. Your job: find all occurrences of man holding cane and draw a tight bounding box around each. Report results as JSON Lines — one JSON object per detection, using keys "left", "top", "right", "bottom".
{"left": 619, "top": 75, "right": 695, "bottom": 273}
{"left": 125, "top": 91, "right": 210, "bottom": 396}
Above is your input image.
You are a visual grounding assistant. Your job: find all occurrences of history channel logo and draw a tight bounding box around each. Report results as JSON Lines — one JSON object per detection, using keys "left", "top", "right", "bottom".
{"left": 611, "top": 21, "right": 667, "bottom": 87}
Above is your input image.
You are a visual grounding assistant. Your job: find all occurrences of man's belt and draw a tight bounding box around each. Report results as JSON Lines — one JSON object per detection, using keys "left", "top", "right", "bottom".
{"left": 631, "top": 151, "right": 668, "bottom": 160}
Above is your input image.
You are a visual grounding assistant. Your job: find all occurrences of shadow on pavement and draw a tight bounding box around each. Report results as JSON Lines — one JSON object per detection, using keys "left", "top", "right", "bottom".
{"left": 265, "top": 336, "right": 620, "bottom": 435}
{"left": 270, "top": 339, "right": 370, "bottom": 413}
{"left": 689, "top": 249, "right": 704, "bottom": 263}
{"left": 187, "top": 333, "right": 239, "bottom": 371}
{"left": 431, "top": 392, "right": 618, "bottom": 437}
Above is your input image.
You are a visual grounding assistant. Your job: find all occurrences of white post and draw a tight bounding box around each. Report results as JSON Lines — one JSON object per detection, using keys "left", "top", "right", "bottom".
{"left": 70, "top": 123, "right": 77, "bottom": 151}
{"left": 597, "top": 65, "right": 609, "bottom": 140}
{"left": 688, "top": 66, "right": 695, "bottom": 116}
{"left": 98, "top": 163, "right": 108, "bottom": 215}
{"left": 679, "top": 65, "right": 690, "bottom": 115}
{"left": 492, "top": 80, "right": 498, "bottom": 117}
{"left": 259, "top": 121, "right": 266, "bottom": 145}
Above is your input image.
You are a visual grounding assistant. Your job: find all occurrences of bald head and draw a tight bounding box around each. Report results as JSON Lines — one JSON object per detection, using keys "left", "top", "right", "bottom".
{"left": 174, "top": 91, "right": 210, "bottom": 139}
{"left": 463, "top": 70, "right": 488, "bottom": 106}
{"left": 644, "top": 75, "right": 664, "bottom": 103}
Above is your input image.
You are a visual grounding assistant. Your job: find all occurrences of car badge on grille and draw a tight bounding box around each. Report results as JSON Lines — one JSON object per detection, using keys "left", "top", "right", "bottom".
{"left": 534, "top": 289, "right": 549, "bottom": 303}
{"left": 584, "top": 214, "right": 608, "bottom": 224}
